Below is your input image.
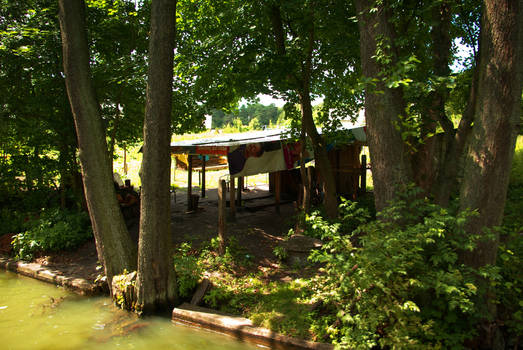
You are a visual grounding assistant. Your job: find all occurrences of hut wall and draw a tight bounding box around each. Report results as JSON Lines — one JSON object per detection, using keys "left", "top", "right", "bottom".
{"left": 327, "top": 143, "right": 362, "bottom": 200}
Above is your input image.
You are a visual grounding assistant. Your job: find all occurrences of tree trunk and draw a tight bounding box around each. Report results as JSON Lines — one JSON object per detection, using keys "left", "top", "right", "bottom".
{"left": 355, "top": 0, "right": 414, "bottom": 212}
{"left": 459, "top": 0, "right": 522, "bottom": 347}
{"left": 299, "top": 90, "right": 338, "bottom": 218}
{"left": 299, "top": 127, "right": 311, "bottom": 213}
{"left": 414, "top": 1, "right": 454, "bottom": 196}
{"left": 58, "top": 0, "right": 137, "bottom": 289}
{"left": 300, "top": 10, "right": 338, "bottom": 219}
{"left": 135, "top": 0, "right": 178, "bottom": 314}
{"left": 460, "top": 0, "right": 522, "bottom": 271}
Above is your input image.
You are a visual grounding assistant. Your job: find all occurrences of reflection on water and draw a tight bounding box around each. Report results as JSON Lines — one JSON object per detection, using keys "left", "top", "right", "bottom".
{"left": 0, "top": 271, "right": 260, "bottom": 350}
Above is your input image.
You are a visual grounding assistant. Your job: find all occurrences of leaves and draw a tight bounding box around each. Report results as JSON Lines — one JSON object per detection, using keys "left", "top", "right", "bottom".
{"left": 306, "top": 187, "right": 488, "bottom": 348}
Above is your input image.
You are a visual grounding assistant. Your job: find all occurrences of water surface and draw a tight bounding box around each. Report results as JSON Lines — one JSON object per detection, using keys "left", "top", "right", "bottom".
{"left": 0, "top": 271, "right": 261, "bottom": 350}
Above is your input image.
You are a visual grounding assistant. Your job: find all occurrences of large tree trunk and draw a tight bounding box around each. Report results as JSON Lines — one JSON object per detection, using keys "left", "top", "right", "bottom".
{"left": 58, "top": 0, "right": 137, "bottom": 289}
{"left": 460, "top": 0, "right": 522, "bottom": 273}
{"left": 135, "top": 0, "right": 178, "bottom": 314}
{"left": 459, "top": 0, "right": 522, "bottom": 347}
{"left": 355, "top": 0, "right": 414, "bottom": 212}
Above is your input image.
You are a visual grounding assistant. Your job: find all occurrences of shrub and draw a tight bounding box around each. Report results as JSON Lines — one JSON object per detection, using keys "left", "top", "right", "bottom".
{"left": 173, "top": 242, "right": 202, "bottom": 298}
{"left": 11, "top": 208, "right": 92, "bottom": 261}
{"left": 309, "top": 187, "right": 485, "bottom": 349}
{"left": 497, "top": 137, "right": 523, "bottom": 345}
{"left": 300, "top": 197, "right": 371, "bottom": 241}
{"left": 0, "top": 208, "right": 26, "bottom": 235}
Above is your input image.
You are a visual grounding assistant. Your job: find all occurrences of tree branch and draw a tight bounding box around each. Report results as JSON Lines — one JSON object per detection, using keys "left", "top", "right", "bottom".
{"left": 269, "top": 5, "right": 286, "bottom": 55}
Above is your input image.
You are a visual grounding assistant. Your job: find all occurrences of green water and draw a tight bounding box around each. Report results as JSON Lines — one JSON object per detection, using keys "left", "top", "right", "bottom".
{"left": 0, "top": 271, "right": 261, "bottom": 350}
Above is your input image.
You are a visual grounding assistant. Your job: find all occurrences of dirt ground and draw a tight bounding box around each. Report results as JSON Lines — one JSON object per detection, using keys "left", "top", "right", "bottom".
{"left": 28, "top": 184, "right": 298, "bottom": 286}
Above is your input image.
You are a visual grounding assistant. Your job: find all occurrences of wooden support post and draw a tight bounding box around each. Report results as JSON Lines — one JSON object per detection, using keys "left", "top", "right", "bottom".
{"left": 237, "top": 176, "right": 243, "bottom": 207}
{"left": 173, "top": 156, "right": 176, "bottom": 181}
{"left": 275, "top": 171, "right": 281, "bottom": 214}
{"left": 360, "top": 154, "right": 367, "bottom": 194}
{"left": 123, "top": 146, "right": 128, "bottom": 175}
{"left": 218, "top": 179, "right": 226, "bottom": 255}
{"left": 336, "top": 149, "right": 340, "bottom": 193}
{"left": 187, "top": 154, "right": 193, "bottom": 211}
{"left": 230, "top": 176, "right": 236, "bottom": 220}
{"left": 201, "top": 156, "right": 206, "bottom": 198}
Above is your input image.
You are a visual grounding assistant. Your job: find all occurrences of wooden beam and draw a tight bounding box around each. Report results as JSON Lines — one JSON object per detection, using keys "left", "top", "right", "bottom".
{"left": 336, "top": 149, "right": 340, "bottom": 193}
{"left": 237, "top": 176, "right": 243, "bottom": 207}
{"left": 275, "top": 171, "right": 281, "bottom": 214}
{"left": 187, "top": 154, "right": 193, "bottom": 211}
{"left": 201, "top": 156, "right": 206, "bottom": 198}
{"left": 230, "top": 176, "right": 236, "bottom": 220}
{"left": 360, "top": 154, "right": 367, "bottom": 194}
{"left": 218, "top": 179, "right": 226, "bottom": 255}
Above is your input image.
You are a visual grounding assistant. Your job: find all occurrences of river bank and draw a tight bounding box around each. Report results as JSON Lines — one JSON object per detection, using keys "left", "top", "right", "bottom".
{"left": 1, "top": 185, "right": 334, "bottom": 349}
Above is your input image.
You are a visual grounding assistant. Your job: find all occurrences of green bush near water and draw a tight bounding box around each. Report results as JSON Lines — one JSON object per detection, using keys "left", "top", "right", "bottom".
{"left": 309, "top": 188, "right": 484, "bottom": 349}
{"left": 173, "top": 242, "right": 203, "bottom": 298}
{"left": 11, "top": 208, "right": 92, "bottom": 261}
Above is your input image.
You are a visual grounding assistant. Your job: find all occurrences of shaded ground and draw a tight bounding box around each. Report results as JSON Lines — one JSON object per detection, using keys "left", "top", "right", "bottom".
{"left": 23, "top": 184, "right": 298, "bottom": 286}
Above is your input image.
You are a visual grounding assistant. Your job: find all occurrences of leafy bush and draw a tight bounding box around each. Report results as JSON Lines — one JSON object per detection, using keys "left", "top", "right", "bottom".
{"left": 497, "top": 229, "right": 523, "bottom": 346}
{"left": 309, "top": 187, "right": 485, "bottom": 349}
{"left": 301, "top": 197, "right": 371, "bottom": 241}
{"left": 11, "top": 208, "right": 92, "bottom": 261}
{"left": 0, "top": 208, "right": 26, "bottom": 235}
{"left": 173, "top": 242, "right": 202, "bottom": 298}
{"left": 273, "top": 246, "right": 288, "bottom": 261}
{"left": 497, "top": 137, "right": 523, "bottom": 345}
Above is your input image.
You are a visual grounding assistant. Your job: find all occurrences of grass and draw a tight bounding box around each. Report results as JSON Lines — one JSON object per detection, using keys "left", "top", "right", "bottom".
{"left": 175, "top": 240, "right": 321, "bottom": 341}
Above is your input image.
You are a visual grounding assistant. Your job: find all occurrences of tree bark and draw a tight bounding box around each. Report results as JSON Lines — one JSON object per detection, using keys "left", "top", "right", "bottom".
{"left": 414, "top": 1, "right": 454, "bottom": 196}
{"left": 299, "top": 127, "right": 311, "bottom": 213}
{"left": 460, "top": 0, "right": 522, "bottom": 268}
{"left": 58, "top": 0, "right": 137, "bottom": 289}
{"left": 299, "top": 89, "right": 338, "bottom": 218}
{"left": 459, "top": 0, "right": 522, "bottom": 346}
{"left": 135, "top": 0, "right": 178, "bottom": 314}
{"left": 355, "top": 0, "right": 414, "bottom": 212}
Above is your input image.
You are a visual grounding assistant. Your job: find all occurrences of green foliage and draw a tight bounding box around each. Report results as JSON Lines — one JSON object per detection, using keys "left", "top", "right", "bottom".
{"left": 222, "top": 118, "right": 250, "bottom": 133}
{"left": 173, "top": 242, "right": 202, "bottom": 298}
{"left": 0, "top": 208, "right": 26, "bottom": 235}
{"left": 211, "top": 103, "right": 281, "bottom": 129}
{"left": 497, "top": 229, "right": 523, "bottom": 345}
{"left": 309, "top": 188, "right": 486, "bottom": 349}
{"left": 497, "top": 136, "right": 523, "bottom": 344}
{"left": 272, "top": 246, "right": 288, "bottom": 261}
{"left": 173, "top": 237, "right": 251, "bottom": 301}
{"left": 11, "top": 208, "right": 92, "bottom": 261}
{"left": 203, "top": 272, "right": 317, "bottom": 340}
{"left": 301, "top": 197, "right": 371, "bottom": 241}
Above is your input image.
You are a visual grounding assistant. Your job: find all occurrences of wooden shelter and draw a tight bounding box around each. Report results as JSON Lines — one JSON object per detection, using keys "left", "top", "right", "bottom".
{"left": 170, "top": 126, "right": 367, "bottom": 212}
